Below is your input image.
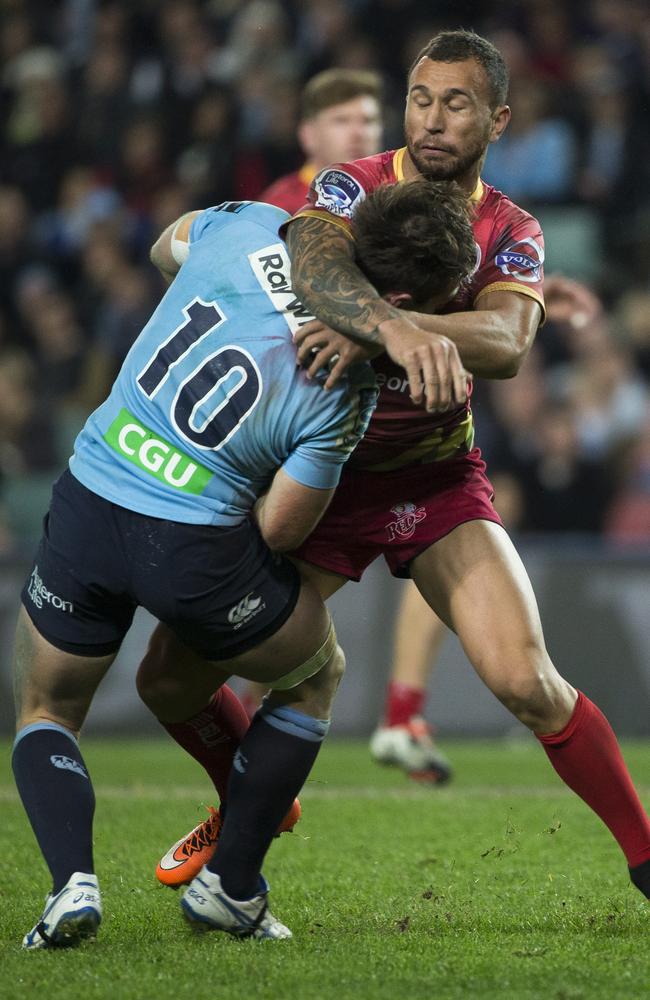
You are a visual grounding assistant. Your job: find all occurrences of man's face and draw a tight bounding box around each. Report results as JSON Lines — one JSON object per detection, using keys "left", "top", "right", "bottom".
{"left": 404, "top": 57, "right": 509, "bottom": 183}
{"left": 300, "top": 95, "right": 382, "bottom": 168}
{"left": 386, "top": 279, "right": 463, "bottom": 315}
{"left": 417, "top": 279, "right": 463, "bottom": 315}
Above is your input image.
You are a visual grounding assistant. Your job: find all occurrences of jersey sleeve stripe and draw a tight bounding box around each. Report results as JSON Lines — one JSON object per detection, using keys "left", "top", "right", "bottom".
{"left": 473, "top": 282, "right": 546, "bottom": 321}
{"left": 289, "top": 209, "right": 354, "bottom": 238}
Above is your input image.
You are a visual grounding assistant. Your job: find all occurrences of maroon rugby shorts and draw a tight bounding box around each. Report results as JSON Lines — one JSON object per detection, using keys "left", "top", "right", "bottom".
{"left": 292, "top": 448, "right": 502, "bottom": 580}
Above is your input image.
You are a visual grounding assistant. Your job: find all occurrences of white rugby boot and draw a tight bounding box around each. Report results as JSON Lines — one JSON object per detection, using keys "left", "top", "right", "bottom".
{"left": 370, "top": 716, "right": 452, "bottom": 784}
{"left": 23, "top": 872, "right": 102, "bottom": 949}
{"left": 181, "top": 867, "right": 292, "bottom": 939}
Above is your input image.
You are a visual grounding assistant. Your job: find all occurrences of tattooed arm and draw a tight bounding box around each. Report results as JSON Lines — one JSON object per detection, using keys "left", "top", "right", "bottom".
{"left": 286, "top": 217, "right": 469, "bottom": 411}
{"left": 287, "top": 217, "right": 399, "bottom": 344}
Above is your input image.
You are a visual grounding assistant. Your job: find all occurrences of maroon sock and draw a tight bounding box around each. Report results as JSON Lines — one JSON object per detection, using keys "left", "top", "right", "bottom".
{"left": 161, "top": 685, "right": 250, "bottom": 802}
{"left": 385, "top": 681, "right": 426, "bottom": 727}
{"left": 537, "top": 691, "right": 650, "bottom": 868}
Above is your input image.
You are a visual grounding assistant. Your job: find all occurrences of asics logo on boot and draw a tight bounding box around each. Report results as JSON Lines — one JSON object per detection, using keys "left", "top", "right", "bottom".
{"left": 73, "top": 891, "right": 98, "bottom": 904}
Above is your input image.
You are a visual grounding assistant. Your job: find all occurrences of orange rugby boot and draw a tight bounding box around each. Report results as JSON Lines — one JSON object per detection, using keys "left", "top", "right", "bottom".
{"left": 156, "top": 797, "right": 302, "bottom": 888}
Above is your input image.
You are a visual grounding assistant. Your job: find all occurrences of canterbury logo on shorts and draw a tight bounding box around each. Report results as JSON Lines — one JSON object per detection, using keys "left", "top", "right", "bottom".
{"left": 227, "top": 592, "right": 266, "bottom": 629}
{"left": 104, "top": 409, "right": 212, "bottom": 494}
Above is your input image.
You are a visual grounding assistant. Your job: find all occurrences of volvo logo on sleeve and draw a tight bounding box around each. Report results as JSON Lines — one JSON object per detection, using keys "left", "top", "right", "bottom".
{"left": 494, "top": 237, "right": 544, "bottom": 283}
{"left": 313, "top": 169, "right": 365, "bottom": 219}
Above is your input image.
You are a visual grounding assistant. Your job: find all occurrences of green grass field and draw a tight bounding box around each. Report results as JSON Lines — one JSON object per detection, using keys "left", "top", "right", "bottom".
{"left": 1, "top": 738, "right": 649, "bottom": 999}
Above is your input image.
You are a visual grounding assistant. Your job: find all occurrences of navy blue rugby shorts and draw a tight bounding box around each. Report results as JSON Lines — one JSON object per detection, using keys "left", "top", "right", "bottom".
{"left": 21, "top": 469, "right": 301, "bottom": 660}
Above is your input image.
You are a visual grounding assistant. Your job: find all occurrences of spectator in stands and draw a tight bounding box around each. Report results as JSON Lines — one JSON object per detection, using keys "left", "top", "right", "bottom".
{"left": 482, "top": 79, "right": 577, "bottom": 204}
{"left": 605, "top": 418, "right": 650, "bottom": 543}
{"left": 516, "top": 400, "right": 613, "bottom": 534}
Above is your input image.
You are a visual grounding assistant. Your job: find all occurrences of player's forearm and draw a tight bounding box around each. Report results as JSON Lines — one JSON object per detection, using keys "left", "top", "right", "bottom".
{"left": 408, "top": 309, "right": 532, "bottom": 379}
{"left": 254, "top": 471, "right": 335, "bottom": 552}
{"left": 287, "top": 217, "right": 402, "bottom": 346}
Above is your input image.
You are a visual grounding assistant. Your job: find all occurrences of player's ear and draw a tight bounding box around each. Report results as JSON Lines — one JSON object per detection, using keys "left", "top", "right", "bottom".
{"left": 383, "top": 291, "right": 413, "bottom": 309}
{"left": 489, "top": 104, "right": 510, "bottom": 143}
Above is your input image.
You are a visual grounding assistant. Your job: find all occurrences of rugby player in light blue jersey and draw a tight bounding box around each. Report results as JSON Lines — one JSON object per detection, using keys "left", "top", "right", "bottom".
{"left": 71, "top": 200, "right": 376, "bottom": 528}
{"left": 11, "top": 183, "right": 477, "bottom": 946}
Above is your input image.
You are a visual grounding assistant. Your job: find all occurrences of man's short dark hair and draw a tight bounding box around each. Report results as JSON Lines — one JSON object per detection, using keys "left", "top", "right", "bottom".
{"left": 351, "top": 180, "right": 477, "bottom": 306}
{"left": 409, "top": 29, "right": 509, "bottom": 107}
{"left": 301, "top": 69, "right": 382, "bottom": 121}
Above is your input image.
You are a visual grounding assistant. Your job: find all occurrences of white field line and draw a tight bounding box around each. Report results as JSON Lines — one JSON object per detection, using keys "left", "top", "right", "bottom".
{"left": 3, "top": 783, "right": 649, "bottom": 802}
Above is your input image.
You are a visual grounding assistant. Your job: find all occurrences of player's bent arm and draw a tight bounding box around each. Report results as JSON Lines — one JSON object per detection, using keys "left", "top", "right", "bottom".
{"left": 149, "top": 211, "right": 202, "bottom": 283}
{"left": 406, "top": 289, "right": 542, "bottom": 379}
{"left": 286, "top": 216, "right": 469, "bottom": 408}
{"left": 254, "top": 468, "right": 336, "bottom": 553}
{"left": 286, "top": 216, "right": 406, "bottom": 347}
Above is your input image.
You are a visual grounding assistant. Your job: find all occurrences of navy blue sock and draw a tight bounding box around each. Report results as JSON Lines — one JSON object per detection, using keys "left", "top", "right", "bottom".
{"left": 12, "top": 722, "right": 96, "bottom": 894}
{"left": 208, "top": 704, "right": 329, "bottom": 900}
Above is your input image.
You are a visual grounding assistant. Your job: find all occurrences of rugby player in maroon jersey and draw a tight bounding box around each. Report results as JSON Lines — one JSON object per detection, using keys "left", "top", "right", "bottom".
{"left": 258, "top": 66, "right": 453, "bottom": 783}
{"left": 259, "top": 68, "right": 382, "bottom": 216}
{"left": 148, "top": 29, "right": 650, "bottom": 903}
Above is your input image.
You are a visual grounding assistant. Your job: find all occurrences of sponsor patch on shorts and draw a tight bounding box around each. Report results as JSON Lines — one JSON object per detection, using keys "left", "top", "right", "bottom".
{"left": 26, "top": 565, "right": 74, "bottom": 613}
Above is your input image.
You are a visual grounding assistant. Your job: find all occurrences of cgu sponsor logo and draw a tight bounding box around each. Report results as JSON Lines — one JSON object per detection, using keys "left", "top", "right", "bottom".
{"left": 104, "top": 409, "right": 212, "bottom": 494}
{"left": 248, "top": 243, "right": 315, "bottom": 336}
{"left": 27, "top": 566, "right": 73, "bottom": 613}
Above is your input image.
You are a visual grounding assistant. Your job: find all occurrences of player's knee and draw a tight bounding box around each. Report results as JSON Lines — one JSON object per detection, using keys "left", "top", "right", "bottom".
{"left": 269, "top": 632, "right": 345, "bottom": 720}
{"left": 496, "top": 668, "right": 572, "bottom": 730}
{"left": 305, "top": 640, "right": 346, "bottom": 700}
{"left": 496, "top": 673, "right": 544, "bottom": 718}
{"left": 323, "top": 642, "right": 346, "bottom": 687}
{"left": 307, "top": 643, "right": 346, "bottom": 718}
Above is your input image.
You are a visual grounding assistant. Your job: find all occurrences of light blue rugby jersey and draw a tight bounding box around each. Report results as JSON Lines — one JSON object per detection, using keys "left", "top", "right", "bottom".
{"left": 70, "top": 201, "right": 377, "bottom": 525}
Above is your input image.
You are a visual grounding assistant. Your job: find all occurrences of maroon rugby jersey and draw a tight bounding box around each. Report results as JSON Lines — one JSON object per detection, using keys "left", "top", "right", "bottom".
{"left": 287, "top": 148, "right": 545, "bottom": 471}
{"left": 260, "top": 163, "right": 317, "bottom": 215}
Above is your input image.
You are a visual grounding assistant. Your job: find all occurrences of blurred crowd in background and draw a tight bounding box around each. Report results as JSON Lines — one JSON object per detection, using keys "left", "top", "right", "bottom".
{"left": 0, "top": 0, "right": 649, "bottom": 555}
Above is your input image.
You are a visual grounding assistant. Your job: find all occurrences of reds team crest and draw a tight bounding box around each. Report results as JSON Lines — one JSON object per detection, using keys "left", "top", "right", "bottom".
{"left": 386, "top": 501, "right": 427, "bottom": 541}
